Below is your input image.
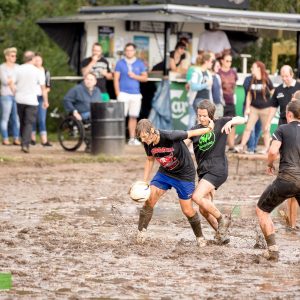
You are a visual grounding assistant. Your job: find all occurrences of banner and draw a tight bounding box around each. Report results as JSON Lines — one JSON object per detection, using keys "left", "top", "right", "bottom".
{"left": 133, "top": 35, "right": 150, "bottom": 69}
{"left": 98, "top": 26, "right": 114, "bottom": 57}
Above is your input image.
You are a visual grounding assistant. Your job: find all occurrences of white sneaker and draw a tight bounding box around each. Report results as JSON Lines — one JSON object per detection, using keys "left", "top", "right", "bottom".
{"left": 128, "top": 138, "right": 141, "bottom": 146}
{"left": 136, "top": 228, "right": 147, "bottom": 244}
{"left": 196, "top": 236, "right": 207, "bottom": 247}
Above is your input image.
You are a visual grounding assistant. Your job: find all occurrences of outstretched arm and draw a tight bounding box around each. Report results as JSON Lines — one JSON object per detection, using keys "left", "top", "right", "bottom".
{"left": 187, "top": 119, "right": 214, "bottom": 138}
{"left": 221, "top": 116, "right": 246, "bottom": 134}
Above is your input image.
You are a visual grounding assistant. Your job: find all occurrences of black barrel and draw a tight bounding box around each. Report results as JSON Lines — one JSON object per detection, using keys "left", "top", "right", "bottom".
{"left": 91, "top": 101, "right": 125, "bottom": 155}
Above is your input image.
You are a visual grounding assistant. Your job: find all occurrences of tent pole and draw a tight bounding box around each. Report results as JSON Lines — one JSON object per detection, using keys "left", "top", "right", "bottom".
{"left": 297, "top": 31, "right": 300, "bottom": 78}
{"left": 163, "top": 22, "right": 171, "bottom": 76}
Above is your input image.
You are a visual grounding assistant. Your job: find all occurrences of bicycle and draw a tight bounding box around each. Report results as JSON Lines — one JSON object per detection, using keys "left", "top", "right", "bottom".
{"left": 50, "top": 107, "right": 91, "bottom": 152}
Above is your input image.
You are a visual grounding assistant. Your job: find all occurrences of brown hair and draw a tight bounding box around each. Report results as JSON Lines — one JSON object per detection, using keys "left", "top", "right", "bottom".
{"left": 292, "top": 90, "right": 300, "bottom": 101}
{"left": 250, "top": 61, "right": 270, "bottom": 101}
{"left": 287, "top": 99, "right": 300, "bottom": 119}
{"left": 136, "top": 119, "right": 154, "bottom": 137}
{"left": 197, "top": 100, "right": 216, "bottom": 120}
{"left": 196, "top": 51, "right": 212, "bottom": 66}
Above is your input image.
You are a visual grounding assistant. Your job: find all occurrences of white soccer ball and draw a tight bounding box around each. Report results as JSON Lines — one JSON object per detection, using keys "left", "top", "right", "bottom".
{"left": 129, "top": 181, "right": 151, "bottom": 202}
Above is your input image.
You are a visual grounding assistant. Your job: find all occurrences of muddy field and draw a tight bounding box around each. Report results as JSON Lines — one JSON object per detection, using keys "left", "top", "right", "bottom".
{"left": 0, "top": 143, "right": 299, "bottom": 299}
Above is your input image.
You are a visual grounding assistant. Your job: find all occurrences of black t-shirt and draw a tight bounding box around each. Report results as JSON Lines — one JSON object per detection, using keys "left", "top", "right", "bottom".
{"left": 189, "top": 117, "right": 232, "bottom": 177}
{"left": 249, "top": 79, "right": 273, "bottom": 109}
{"left": 143, "top": 130, "right": 195, "bottom": 182}
{"left": 272, "top": 121, "right": 300, "bottom": 181}
{"left": 270, "top": 81, "right": 300, "bottom": 122}
{"left": 80, "top": 56, "right": 111, "bottom": 93}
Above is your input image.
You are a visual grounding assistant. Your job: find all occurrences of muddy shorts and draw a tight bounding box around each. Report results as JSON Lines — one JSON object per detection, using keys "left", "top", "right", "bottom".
{"left": 198, "top": 171, "right": 227, "bottom": 190}
{"left": 151, "top": 172, "right": 195, "bottom": 200}
{"left": 257, "top": 177, "right": 300, "bottom": 213}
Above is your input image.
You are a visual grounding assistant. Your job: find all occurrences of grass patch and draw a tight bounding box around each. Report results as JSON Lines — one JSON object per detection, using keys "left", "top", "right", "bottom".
{"left": 0, "top": 156, "right": 21, "bottom": 163}
{"left": 67, "top": 154, "right": 123, "bottom": 164}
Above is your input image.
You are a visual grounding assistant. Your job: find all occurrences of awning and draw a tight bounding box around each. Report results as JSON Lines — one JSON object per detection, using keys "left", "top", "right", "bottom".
{"left": 38, "top": 4, "right": 300, "bottom": 31}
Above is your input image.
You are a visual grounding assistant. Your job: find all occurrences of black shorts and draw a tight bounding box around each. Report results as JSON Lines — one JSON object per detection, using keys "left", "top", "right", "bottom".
{"left": 257, "top": 177, "right": 300, "bottom": 213}
{"left": 199, "top": 171, "right": 228, "bottom": 190}
{"left": 223, "top": 104, "right": 236, "bottom": 117}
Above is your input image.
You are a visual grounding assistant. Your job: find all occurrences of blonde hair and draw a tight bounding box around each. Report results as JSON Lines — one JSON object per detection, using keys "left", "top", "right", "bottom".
{"left": 4, "top": 47, "right": 17, "bottom": 56}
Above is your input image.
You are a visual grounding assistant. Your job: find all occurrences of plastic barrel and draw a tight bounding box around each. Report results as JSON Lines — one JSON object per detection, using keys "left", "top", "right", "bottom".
{"left": 91, "top": 101, "right": 125, "bottom": 155}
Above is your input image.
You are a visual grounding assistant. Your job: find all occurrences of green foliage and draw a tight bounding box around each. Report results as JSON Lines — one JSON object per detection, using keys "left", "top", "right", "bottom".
{"left": 250, "top": 0, "right": 300, "bottom": 13}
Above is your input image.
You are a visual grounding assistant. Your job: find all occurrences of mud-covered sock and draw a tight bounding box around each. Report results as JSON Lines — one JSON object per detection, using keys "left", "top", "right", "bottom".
{"left": 265, "top": 233, "right": 277, "bottom": 248}
{"left": 138, "top": 203, "right": 153, "bottom": 231}
{"left": 187, "top": 212, "right": 203, "bottom": 237}
{"left": 217, "top": 214, "right": 223, "bottom": 225}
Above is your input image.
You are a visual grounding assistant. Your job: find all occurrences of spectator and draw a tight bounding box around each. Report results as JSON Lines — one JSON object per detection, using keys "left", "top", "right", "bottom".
{"left": 198, "top": 29, "right": 231, "bottom": 59}
{"left": 169, "top": 42, "right": 189, "bottom": 74}
{"left": 265, "top": 65, "right": 300, "bottom": 131}
{"left": 31, "top": 53, "right": 52, "bottom": 146}
{"left": 114, "top": 43, "right": 148, "bottom": 146}
{"left": 14, "top": 51, "right": 48, "bottom": 153}
{"left": 63, "top": 73, "right": 102, "bottom": 121}
{"left": 235, "top": 61, "right": 274, "bottom": 154}
{"left": 81, "top": 43, "right": 113, "bottom": 102}
{"left": 0, "top": 47, "right": 20, "bottom": 145}
{"left": 218, "top": 54, "right": 238, "bottom": 152}
{"left": 242, "top": 74, "right": 262, "bottom": 154}
{"left": 211, "top": 59, "right": 224, "bottom": 118}
{"left": 187, "top": 52, "right": 213, "bottom": 128}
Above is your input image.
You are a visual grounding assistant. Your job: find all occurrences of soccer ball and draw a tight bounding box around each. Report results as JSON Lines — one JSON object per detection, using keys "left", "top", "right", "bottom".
{"left": 129, "top": 181, "right": 151, "bottom": 202}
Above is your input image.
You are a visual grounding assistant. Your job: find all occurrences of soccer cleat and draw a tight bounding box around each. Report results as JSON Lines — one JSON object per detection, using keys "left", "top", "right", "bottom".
{"left": 196, "top": 236, "right": 207, "bottom": 247}
{"left": 262, "top": 245, "right": 279, "bottom": 261}
{"left": 128, "top": 138, "right": 142, "bottom": 146}
{"left": 136, "top": 228, "right": 147, "bottom": 244}
{"left": 214, "top": 233, "right": 230, "bottom": 245}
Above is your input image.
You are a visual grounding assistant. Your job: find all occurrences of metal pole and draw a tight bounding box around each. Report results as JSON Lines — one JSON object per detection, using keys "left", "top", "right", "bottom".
{"left": 163, "top": 22, "right": 171, "bottom": 76}
{"left": 297, "top": 31, "right": 300, "bottom": 78}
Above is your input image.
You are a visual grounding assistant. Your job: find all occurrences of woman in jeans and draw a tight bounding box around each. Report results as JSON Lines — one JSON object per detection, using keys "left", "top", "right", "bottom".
{"left": 31, "top": 53, "right": 52, "bottom": 146}
{"left": 0, "top": 47, "right": 20, "bottom": 145}
{"left": 235, "top": 61, "right": 274, "bottom": 154}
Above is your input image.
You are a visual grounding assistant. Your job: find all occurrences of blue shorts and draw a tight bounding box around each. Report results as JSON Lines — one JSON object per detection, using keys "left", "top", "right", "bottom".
{"left": 150, "top": 172, "right": 195, "bottom": 200}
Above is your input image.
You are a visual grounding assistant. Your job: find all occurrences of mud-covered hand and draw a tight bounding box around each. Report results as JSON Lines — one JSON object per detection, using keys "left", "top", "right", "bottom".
{"left": 221, "top": 120, "right": 233, "bottom": 134}
{"left": 266, "top": 164, "right": 275, "bottom": 176}
{"left": 207, "top": 118, "right": 214, "bottom": 131}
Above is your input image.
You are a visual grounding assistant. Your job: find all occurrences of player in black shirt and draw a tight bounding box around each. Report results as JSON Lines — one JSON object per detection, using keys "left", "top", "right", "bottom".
{"left": 135, "top": 118, "right": 214, "bottom": 246}
{"left": 256, "top": 99, "right": 300, "bottom": 261}
{"left": 187, "top": 100, "right": 245, "bottom": 244}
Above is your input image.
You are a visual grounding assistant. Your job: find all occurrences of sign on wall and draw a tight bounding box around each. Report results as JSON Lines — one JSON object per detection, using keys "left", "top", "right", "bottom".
{"left": 98, "top": 26, "right": 114, "bottom": 57}
{"left": 134, "top": 36, "right": 150, "bottom": 70}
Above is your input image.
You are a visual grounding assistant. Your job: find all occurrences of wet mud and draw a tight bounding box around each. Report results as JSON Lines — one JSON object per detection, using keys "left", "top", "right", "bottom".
{"left": 0, "top": 144, "right": 299, "bottom": 299}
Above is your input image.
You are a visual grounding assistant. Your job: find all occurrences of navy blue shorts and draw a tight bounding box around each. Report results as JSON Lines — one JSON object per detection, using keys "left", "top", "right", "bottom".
{"left": 150, "top": 172, "right": 195, "bottom": 200}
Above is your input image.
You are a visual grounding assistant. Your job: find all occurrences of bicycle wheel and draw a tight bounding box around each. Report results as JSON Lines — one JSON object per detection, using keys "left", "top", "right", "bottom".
{"left": 58, "top": 116, "right": 84, "bottom": 151}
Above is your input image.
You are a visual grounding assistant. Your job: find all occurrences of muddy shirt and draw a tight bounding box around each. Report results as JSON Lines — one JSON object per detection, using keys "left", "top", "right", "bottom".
{"left": 189, "top": 117, "right": 232, "bottom": 177}
{"left": 143, "top": 130, "right": 195, "bottom": 182}
{"left": 272, "top": 121, "right": 300, "bottom": 182}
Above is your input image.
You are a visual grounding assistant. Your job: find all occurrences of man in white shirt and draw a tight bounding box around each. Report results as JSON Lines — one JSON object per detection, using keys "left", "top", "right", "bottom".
{"left": 14, "top": 51, "right": 48, "bottom": 153}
